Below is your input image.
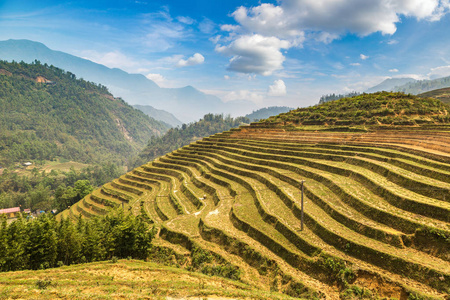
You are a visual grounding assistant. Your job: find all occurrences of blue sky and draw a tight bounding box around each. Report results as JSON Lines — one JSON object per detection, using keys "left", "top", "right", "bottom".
{"left": 1, "top": 0, "right": 450, "bottom": 108}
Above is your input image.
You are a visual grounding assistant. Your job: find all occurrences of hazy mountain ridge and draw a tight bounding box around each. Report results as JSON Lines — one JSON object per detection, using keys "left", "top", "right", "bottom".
{"left": 245, "top": 106, "right": 293, "bottom": 121}
{"left": 395, "top": 76, "right": 450, "bottom": 94}
{"left": 366, "top": 76, "right": 450, "bottom": 95}
{"left": 133, "top": 105, "right": 183, "bottom": 128}
{"left": 366, "top": 77, "right": 416, "bottom": 93}
{"left": 0, "top": 39, "right": 256, "bottom": 122}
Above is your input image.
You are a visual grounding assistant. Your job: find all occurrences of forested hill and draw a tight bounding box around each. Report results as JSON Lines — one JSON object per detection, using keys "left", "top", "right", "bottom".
{"left": 0, "top": 60, "right": 168, "bottom": 167}
{"left": 130, "top": 113, "right": 249, "bottom": 168}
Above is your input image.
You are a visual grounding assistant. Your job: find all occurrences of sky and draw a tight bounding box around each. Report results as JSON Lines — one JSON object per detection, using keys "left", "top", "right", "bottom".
{"left": 1, "top": 0, "right": 450, "bottom": 109}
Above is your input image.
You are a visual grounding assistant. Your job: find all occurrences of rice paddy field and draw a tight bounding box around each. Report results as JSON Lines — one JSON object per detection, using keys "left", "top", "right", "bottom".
{"left": 57, "top": 94, "right": 450, "bottom": 299}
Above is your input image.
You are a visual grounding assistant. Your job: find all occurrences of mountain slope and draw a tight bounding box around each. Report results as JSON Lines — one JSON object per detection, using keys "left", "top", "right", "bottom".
{"left": 0, "top": 60, "right": 168, "bottom": 166}
{"left": 133, "top": 104, "right": 183, "bottom": 128}
{"left": 64, "top": 92, "right": 450, "bottom": 299}
{"left": 245, "top": 106, "right": 293, "bottom": 121}
{"left": 0, "top": 39, "right": 256, "bottom": 122}
{"left": 366, "top": 77, "right": 416, "bottom": 93}
{"left": 395, "top": 76, "right": 450, "bottom": 95}
{"left": 367, "top": 76, "right": 450, "bottom": 95}
{"left": 130, "top": 113, "right": 250, "bottom": 169}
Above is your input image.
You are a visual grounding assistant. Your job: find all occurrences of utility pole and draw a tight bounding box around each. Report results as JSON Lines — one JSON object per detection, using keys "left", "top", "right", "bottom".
{"left": 301, "top": 180, "right": 305, "bottom": 231}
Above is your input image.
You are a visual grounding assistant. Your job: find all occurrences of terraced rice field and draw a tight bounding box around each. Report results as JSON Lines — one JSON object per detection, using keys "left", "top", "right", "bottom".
{"left": 61, "top": 124, "right": 450, "bottom": 299}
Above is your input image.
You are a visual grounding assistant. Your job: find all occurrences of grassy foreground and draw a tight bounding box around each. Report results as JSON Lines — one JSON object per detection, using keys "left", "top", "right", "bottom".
{"left": 0, "top": 259, "right": 292, "bottom": 300}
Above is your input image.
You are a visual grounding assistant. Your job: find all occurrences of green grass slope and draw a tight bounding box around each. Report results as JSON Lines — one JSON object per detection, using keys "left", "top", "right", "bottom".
{"left": 418, "top": 87, "right": 450, "bottom": 105}
{"left": 0, "top": 259, "right": 293, "bottom": 299}
{"left": 0, "top": 60, "right": 168, "bottom": 166}
{"left": 265, "top": 92, "right": 449, "bottom": 127}
{"left": 65, "top": 93, "right": 450, "bottom": 299}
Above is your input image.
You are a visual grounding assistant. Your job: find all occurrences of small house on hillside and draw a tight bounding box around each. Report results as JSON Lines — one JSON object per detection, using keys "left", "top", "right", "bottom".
{"left": 35, "top": 76, "right": 56, "bottom": 85}
{"left": 23, "top": 162, "right": 32, "bottom": 166}
{"left": 0, "top": 207, "right": 21, "bottom": 218}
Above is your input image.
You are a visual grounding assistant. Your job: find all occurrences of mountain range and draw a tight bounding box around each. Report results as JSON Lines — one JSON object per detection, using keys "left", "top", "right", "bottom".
{"left": 0, "top": 39, "right": 256, "bottom": 123}
{"left": 245, "top": 106, "right": 293, "bottom": 121}
{"left": 132, "top": 105, "right": 183, "bottom": 128}
{"left": 365, "top": 77, "right": 416, "bottom": 93}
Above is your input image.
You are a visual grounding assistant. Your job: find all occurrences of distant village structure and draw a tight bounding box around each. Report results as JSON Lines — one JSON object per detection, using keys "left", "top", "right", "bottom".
{"left": 0, "top": 207, "right": 32, "bottom": 219}
{"left": 0, "top": 207, "right": 21, "bottom": 219}
{"left": 35, "top": 76, "right": 56, "bottom": 85}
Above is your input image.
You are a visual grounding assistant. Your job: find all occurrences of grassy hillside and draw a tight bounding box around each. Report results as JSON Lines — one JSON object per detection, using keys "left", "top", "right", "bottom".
{"left": 62, "top": 93, "right": 450, "bottom": 299}
{"left": 266, "top": 92, "right": 450, "bottom": 126}
{"left": 0, "top": 260, "right": 293, "bottom": 299}
{"left": 0, "top": 60, "right": 168, "bottom": 167}
{"left": 418, "top": 87, "right": 450, "bottom": 105}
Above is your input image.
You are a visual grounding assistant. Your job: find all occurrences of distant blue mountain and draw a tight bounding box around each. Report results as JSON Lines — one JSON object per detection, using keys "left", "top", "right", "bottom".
{"left": 133, "top": 105, "right": 183, "bottom": 128}
{"left": 366, "top": 76, "right": 450, "bottom": 95}
{"left": 245, "top": 106, "right": 293, "bottom": 121}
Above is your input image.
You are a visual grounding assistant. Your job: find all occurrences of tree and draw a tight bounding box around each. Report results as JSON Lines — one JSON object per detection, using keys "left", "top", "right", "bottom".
{"left": 73, "top": 180, "right": 94, "bottom": 200}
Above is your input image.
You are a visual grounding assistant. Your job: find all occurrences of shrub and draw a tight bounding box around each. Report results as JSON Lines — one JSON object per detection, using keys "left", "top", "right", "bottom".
{"left": 36, "top": 278, "right": 52, "bottom": 290}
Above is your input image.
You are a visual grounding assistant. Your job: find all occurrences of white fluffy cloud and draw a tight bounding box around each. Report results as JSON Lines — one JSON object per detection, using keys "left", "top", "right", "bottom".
{"left": 146, "top": 73, "right": 166, "bottom": 85}
{"left": 234, "top": 0, "right": 448, "bottom": 37}
{"left": 389, "top": 69, "right": 399, "bottom": 73}
{"left": 428, "top": 65, "right": 450, "bottom": 78}
{"left": 218, "top": 0, "right": 449, "bottom": 76}
{"left": 216, "top": 35, "right": 290, "bottom": 75}
{"left": 176, "top": 53, "right": 205, "bottom": 67}
{"left": 232, "top": 4, "right": 303, "bottom": 41}
{"left": 223, "top": 90, "right": 264, "bottom": 103}
{"left": 360, "top": 54, "right": 369, "bottom": 60}
{"left": 268, "top": 79, "right": 287, "bottom": 96}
